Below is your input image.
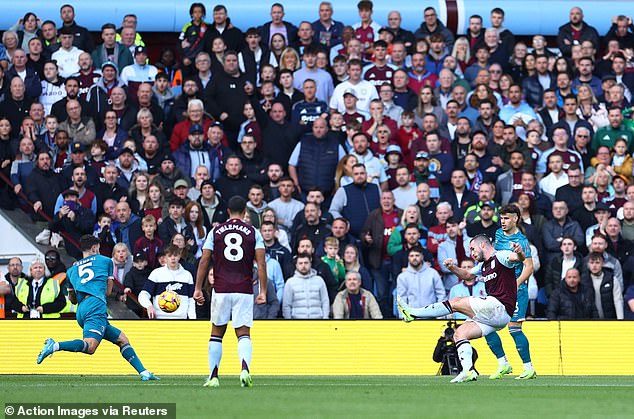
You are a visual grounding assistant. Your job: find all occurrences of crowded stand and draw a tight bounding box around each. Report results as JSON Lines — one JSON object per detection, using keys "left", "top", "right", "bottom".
{"left": 2, "top": 1, "right": 634, "bottom": 321}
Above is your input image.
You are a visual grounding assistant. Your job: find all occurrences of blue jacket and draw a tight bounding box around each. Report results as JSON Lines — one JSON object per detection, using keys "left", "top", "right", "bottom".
{"left": 6, "top": 66, "right": 41, "bottom": 100}
{"left": 173, "top": 140, "right": 221, "bottom": 183}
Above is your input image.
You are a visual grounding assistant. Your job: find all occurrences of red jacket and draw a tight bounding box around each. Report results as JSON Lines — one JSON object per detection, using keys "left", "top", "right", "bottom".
{"left": 169, "top": 116, "right": 214, "bottom": 152}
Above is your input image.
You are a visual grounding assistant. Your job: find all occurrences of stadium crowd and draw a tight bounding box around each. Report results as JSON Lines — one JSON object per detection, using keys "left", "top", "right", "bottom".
{"left": 1, "top": 1, "right": 634, "bottom": 320}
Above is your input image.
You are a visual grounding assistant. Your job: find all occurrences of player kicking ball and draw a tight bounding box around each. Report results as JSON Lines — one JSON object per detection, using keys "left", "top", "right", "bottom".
{"left": 397, "top": 234, "right": 525, "bottom": 383}
{"left": 37, "top": 235, "right": 158, "bottom": 381}
{"left": 194, "top": 196, "right": 267, "bottom": 388}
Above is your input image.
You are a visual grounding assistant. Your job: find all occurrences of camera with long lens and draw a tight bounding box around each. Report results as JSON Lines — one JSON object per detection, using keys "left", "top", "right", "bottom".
{"left": 444, "top": 320, "right": 457, "bottom": 339}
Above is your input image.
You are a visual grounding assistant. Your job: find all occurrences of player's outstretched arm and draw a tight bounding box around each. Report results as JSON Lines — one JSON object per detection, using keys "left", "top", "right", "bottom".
{"left": 194, "top": 249, "right": 212, "bottom": 305}
{"left": 443, "top": 258, "right": 476, "bottom": 281}
{"left": 255, "top": 248, "right": 267, "bottom": 305}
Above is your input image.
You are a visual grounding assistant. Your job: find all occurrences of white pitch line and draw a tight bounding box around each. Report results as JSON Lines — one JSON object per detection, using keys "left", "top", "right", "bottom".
{"left": 5, "top": 383, "right": 634, "bottom": 388}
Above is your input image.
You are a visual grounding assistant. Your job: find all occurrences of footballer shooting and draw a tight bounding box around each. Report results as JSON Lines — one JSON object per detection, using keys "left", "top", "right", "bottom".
{"left": 398, "top": 234, "right": 525, "bottom": 383}
{"left": 36, "top": 235, "right": 159, "bottom": 381}
{"left": 194, "top": 196, "right": 267, "bottom": 388}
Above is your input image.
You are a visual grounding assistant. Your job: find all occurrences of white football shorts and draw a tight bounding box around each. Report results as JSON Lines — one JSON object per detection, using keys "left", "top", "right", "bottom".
{"left": 466, "top": 296, "right": 511, "bottom": 336}
{"left": 211, "top": 291, "right": 254, "bottom": 328}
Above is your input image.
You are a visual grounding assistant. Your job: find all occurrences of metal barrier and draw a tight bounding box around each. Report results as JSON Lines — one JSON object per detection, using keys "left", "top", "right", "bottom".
{"left": 0, "top": 169, "right": 145, "bottom": 314}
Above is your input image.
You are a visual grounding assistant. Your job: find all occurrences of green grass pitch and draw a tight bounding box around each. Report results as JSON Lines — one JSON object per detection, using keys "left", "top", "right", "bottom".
{"left": 1, "top": 375, "right": 631, "bottom": 418}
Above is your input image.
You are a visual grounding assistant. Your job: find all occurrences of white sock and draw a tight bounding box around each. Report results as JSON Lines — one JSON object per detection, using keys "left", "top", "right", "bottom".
{"left": 498, "top": 356, "right": 509, "bottom": 366}
{"left": 523, "top": 362, "right": 534, "bottom": 371}
{"left": 140, "top": 370, "right": 150, "bottom": 377}
{"left": 208, "top": 337, "right": 223, "bottom": 378}
{"left": 456, "top": 340, "right": 474, "bottom": 372}
{"left": 237, "top": 335, "right": 252, "bottom": 372}
{"left": 53, "top": 342, "right": 60, "bottom": 351}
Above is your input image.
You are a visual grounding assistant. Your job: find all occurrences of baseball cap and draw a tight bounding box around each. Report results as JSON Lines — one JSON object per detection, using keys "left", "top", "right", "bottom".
{"left": 415, "top": 151, "right": 430, "bottom": 160}
{"left": 594, "top": 202, "right": 610, "bottom": 212}
{"left": 160, "top": 154, "right": 174, "bottom": 163}
{"left": 385, "top": 144, "right": 402, "bottom": 155}
{"left": 378, "top": 26, "right": 393, "bottom": 35}
{"left": 173, "top": 179, "right": 189, "bottom": 189}
{"left": 481, "top": 200, "right": 496, "bottom": 209}
{"left": 343, "top": 88, "right": 358, "bottom": 98}
{"left": 200, "top": 179, "right": 215, "bottom": 189}
{"left": 101, "top": 61, "right": 117, "bottom": 71}
{"left": 189, "top": 124, "right": 204, "bottom": 135}
{"left": 601, "top": 74, "right": 616, "bottom": 83}
{"left": 133, "top": 252, "right": 147, "bottom": 262}
{"left": 118, "top": 147, "right": 135, "bottom": 157}
{"left": 134, "top": 45, "right": 148, "bottom": 55}
{"left": 71, "top": 142, "right": 85, "bottom": 153}
{"left": 62, "top": 188, "right": 79, "bottom": 198}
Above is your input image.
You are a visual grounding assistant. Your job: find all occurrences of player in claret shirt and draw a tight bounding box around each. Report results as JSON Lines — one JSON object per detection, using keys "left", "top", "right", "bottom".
{"left": 195, "top": 196, "right": 267, "bottom": 388}
{"left": 398, "top": 234, "right": 525, "bottom": 383}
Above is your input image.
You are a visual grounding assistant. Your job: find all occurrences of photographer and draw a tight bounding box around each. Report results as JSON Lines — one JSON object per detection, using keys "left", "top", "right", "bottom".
{"left": 433, "top": 321, "right": 478, "bottom": 375}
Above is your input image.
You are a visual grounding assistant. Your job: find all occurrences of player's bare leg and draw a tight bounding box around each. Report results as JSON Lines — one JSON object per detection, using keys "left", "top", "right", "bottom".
{"left": 205, "top": 324, "right": 227, "bottom": 387}
{"left": 449, "top": 322, "right": 481, "bottom": 383}
{"left": 235, "top": 326, "right": 253, "bottom": 387}
{"left": 114, "top": 331, "right": 158, "bottom": 381}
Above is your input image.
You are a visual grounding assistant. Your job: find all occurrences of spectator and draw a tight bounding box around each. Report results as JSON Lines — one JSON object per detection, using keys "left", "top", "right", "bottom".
{"left": 0, "top": 77, "right": 33, "bottom": 138}
{"left": 360, "top": 190, "right": 401, "bottom": 315}
{"left": 291, "top": 202, "right": 329, "bottom": 251}
{"left": 6, "top": 49, "right": 41, "bottom": 100}
{"left": 320, "top": 236, "right": 346, "bottom": 285}
{"left": 414, "top": 7, "right": 455, "bottom": 50}
{"left": 237, "top": 133, "right": 269, "bottom": 186}
{"left": 332, "top": 271, "right": 382, "bottom": 319}
{"left": 438, "top": 218, "right": 468, "bottom": 291}
{"left": 253, "top": 256, "right": 281, "bottom": 320}
{"left": 133, "top": 214, "right": 163, "bottom": 270}
{"left": 114, "top": 201, "right": 143, "bottom": 251}
{"left": 396, "top": 246, "right": 446, "bottom": 318}
{"left": 213, "top": 155, "right": 253, "bottom": 201}
{"left": 91, "top": 23, "right": 133, "bottom": 72}
{"left": 139, "top": 244, "right": 196, "bottom": 319}
{"left": 557, "top": 7, "right": 600, "bottom": 57}
{"left": 25, "top": 151, "right": 63, "bottom": 218}
{"left": 330, "top": 59, "right": 378, "bottom": 114}
{"left": 543, "top": 236, "right": 584, "bottom": 298}
{"left": 585, "top": 233, "right": 625, "bottom": 290}
{"left": 170, "top": 99, "right": 213, "bottom": 152}
{"left": 173, "top": 124, "right": 221, "bottom": 184}
{"left": 51, "top": 26, "right": 83, "bottom": 78}
{"left": 10, "top": 258, "right": 67, "bottom": 318}
{"left": 49, "top": 188, "right": 94, "bottom": 260}
{"left": 282, "top": 253, "right": 330, "bottom": 319}
{"left": 203, "top": 51, "right": 251, "bottom": 147}
{"left": 123, "top": 252, "right": 152, "bottom": 317}
{"left": 157, "top": 197, "right": 197, "bottom": 254}
{"left": 542, "top": 201, "right": 585, "bottom": 263}
{"left": 258, "top": 3, "right": 298, "bottom": 48}
{"left": 547, "top": 268, "right": 598, "bottom": 319}
{"left": 582, "top": 252, "right": 624, "bottom": 319}
{"left": 288, "top": 117, "right": 346, "bottom": 198}
{"left": 110, "top": 242, "right": 132, "bottom": 298}
{"left": 119, "top": 46, "right": 158, "bottom": 101}
{"left": 268, "top": 177, "right": 305, "bottom": 230}
{"left": 59, "top": 4, "right": 94, "bottom": 52}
